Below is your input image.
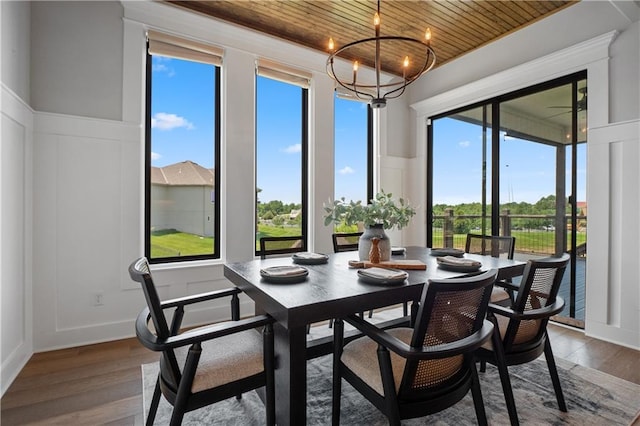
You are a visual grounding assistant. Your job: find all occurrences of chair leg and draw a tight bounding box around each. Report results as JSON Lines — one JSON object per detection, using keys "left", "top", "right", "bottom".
{"left": 368, "top": 309, "right": 374, "bottom": 318}
{"left": 480, "top": 359, "right": 487, "bottom": 373}
{"left": 470, "top": 360, "right": 488, "bottom": 426}
{"left": 332, "top": 319, "right": 344, "bottom": 426}
{"left": 147, "top": 376, "right": 162, "bottom": 426}
{"left": 402, "top": 301, "right": 408, "bottom": 317}
{"left": 264, "top": 323, "right": 276, "bottom": 426}
{"left": 171, "top": 343, "right": 202, "bottom": 426}
{"left": 490, "top": 326, "right": 519, "bottom": 426}
{"left": 544, "top": 337, "right": 567, "bottom": 412}
{"left": 377, "top": 346, "right": 401, "bottom": 426}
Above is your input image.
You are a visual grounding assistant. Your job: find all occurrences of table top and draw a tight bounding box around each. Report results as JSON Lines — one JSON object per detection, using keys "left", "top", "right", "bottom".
{"left": 224, "top": 246, "right": 525, "bottom": 329}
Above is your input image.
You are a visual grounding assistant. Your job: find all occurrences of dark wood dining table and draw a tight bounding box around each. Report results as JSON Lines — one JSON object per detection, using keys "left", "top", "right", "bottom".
{"left": 224, "top": 246, "right": 526, "bottom": 425}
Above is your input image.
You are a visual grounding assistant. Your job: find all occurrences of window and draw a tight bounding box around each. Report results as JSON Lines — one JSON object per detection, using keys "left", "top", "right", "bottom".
{"left": 334, "top": 92, "right": 373, "bottom": 233}
{"left": 255, "top": 61, "right": 310, "bottom": 256}
{"left": 145, "top": 31, "right": 221, "bottom": 263}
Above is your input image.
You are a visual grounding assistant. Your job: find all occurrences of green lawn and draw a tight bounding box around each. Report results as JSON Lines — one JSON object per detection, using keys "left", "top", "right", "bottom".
{"left": 152, "top": 226, "right": 586, "bottom": 258}
{"left": 255, "top": 224, "right": 303, "bottom": 250}
{"left": 432, "top": 230, "right": 586, "bottom": 255}
{"left": 150, "top": 229, "right": 214, "bottom": 258}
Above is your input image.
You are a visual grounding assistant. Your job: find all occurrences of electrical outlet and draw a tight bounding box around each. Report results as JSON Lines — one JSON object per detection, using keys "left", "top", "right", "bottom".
{"left": 94, "top": 292, "right": 104, "bottom": 306}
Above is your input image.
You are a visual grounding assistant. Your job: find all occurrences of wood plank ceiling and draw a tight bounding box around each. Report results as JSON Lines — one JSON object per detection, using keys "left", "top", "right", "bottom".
{"left": 166, "top": 0, "right": 578, "bottom": 76}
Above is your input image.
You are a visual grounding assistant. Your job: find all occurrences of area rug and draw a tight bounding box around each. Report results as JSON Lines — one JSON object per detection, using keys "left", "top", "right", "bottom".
{"left": 141, "top": 350, "right": 640, "bottom": 425}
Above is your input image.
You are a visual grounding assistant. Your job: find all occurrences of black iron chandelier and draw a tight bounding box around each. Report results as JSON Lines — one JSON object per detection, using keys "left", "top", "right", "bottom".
{"left": 326, "top": 0, "right": 436, "bottom": 108}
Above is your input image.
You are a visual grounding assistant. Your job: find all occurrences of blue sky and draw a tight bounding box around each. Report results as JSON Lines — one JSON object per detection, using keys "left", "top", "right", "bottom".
{"left": 151, "top": 55, "right": 369, "bottom": 205}
{"left": 432, "top": 117, "right": 586, "bottom": 205}
{"left": 151, "top": 55, "right": 585, "bottom": 207}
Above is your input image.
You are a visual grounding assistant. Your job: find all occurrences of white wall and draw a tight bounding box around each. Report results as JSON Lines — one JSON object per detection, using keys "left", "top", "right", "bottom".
{"left": 1, "top": 0, "right": 34, "bottom": 395}
{"left": 406, "top": 1, "right": 640, "bottom": 348}
{"left": 30, "top": 1, "right": 124, "bottom": 120}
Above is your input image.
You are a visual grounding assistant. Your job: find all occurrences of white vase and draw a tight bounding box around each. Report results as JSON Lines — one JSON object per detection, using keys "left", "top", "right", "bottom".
{"left": 358, "top": 224, "right": 391, "bottom": 262}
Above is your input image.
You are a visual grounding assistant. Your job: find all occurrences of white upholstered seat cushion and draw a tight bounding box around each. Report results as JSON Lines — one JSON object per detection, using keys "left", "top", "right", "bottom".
{"left": 174, "top": 326, "right": 264, "bottom": 393}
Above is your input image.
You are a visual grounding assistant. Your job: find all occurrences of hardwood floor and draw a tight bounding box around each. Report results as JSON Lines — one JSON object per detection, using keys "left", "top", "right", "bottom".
{"left": 1, "top": 324, "right": 639, "bottom": 425}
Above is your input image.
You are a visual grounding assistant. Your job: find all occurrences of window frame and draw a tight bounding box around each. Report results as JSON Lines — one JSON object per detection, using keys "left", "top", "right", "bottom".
{"left": 254, "top": 73, "right": 309, "bottom": 258}
{"left": 334, "top": 93, "right": 374, "bottom": 206}
{"left": 144, "top": 42, "right": 222, "bottom": 264}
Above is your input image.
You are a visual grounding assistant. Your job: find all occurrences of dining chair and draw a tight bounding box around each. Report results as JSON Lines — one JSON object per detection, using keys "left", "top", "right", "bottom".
{"left": 259, "top": 235, "right": 305, "bottom": 259}
{"left": 475, "top": 253, "right": 570, "bottom": 426}
{"left": 331, "top": 232, "right": 362, "bottom": 253}
{"left": 129, "top": 257, "right": 275, "bottom": 426}
{"left": 465, "top": 233, "right": 517, "bottom": 305}
{"left": 332, "top": 269, "right": 498, "bottom": 426}
{"left": 465, "top": 233, "right": 516, "bottom": 259}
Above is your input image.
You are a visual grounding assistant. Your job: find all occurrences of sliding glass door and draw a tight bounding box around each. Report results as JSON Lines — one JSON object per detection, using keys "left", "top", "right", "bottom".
{"left": 428, "top": 106, "right": 493, "bottom": 248}
{"left": 428, "top": 73, "right": 587, "bottom": 327}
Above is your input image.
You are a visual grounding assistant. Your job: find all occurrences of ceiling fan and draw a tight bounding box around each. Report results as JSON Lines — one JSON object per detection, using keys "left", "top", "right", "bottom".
{"left": 546, "top": 86, "right": 587, "bottom": 119}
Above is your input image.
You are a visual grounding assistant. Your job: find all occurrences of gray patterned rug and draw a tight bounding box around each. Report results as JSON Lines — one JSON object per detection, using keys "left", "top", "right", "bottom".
{"left": 141, "top": 349, "right": 640, "bottom": 425}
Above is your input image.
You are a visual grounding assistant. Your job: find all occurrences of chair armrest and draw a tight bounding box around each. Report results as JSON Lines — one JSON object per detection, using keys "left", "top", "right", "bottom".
{"left": 344, "top": 314, "right": 493, "bottom": 361}
{"left": 136, "top": 308, "right": 273, "bottom": 351}
{"left": 493, "top": 279, "right": 519, "bottom": 292}
{"left": 488, "top": 296, "right": 565, "bottom": 320}
{"left": 160, "top": 287, "right": 242, "bottom": 309}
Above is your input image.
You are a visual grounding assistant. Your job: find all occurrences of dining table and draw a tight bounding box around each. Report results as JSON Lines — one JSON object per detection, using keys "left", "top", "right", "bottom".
{"left": 223, "top": 246, "right": 526, "bottom": 425}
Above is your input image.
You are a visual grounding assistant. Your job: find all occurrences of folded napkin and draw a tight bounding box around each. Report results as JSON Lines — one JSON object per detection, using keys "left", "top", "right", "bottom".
{"left": 293, "top": 252, "right": 327, "bottom": 259}
{"left": 359, "top": 267, "right": 408, "bottom": 280}
{"left": 260, "top": 265, "right": 308, "bottom": 277}
{"left": 437, "top": 256, "right": 481, "bottom": 266}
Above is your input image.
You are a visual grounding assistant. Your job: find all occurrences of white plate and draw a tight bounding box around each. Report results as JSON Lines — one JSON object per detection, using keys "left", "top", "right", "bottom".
{"left": 292, "top": 252, "right": 329, "bottom": 265}
{"left": 260, "top": 266, "right": 309, "bottom": 283}
{"left": 357, "top": 268, "right": 408, "bottom": 286}
{"left": 430, "top": 248, "right": 465, "bottom": 257}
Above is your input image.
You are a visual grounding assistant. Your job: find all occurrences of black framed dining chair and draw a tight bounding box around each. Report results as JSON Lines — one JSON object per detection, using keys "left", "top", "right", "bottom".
{"left": 332, "top": 232, "right": 362, "bottom": 253}
{"left": 466, "top": 233, "right": 517, "bottom": 305}
{"left": 465, "top": 233, "right": 515, "bottom": 259}
{"left": 259, "top": 235, "right": 305, "bottom": 259}
{"left": 129, "top": 257, "right": 275, "bottom": 426}
{"left": 475, "top": 253, "right": 570, "bottom": 426}
{"left": 332, "top": 269, "right": 498, "bottom": 426}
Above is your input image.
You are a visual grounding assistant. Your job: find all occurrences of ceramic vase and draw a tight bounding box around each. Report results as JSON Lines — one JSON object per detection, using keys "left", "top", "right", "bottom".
{"left": 358, "top": 224, "right": 391, "bottom": 262}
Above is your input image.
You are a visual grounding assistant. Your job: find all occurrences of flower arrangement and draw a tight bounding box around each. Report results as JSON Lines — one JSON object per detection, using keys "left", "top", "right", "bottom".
{"left": 323, "top": 190, "right": 416, "bottom": 230}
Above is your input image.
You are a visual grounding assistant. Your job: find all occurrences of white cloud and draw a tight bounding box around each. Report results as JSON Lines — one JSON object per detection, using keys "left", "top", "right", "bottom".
{"left": 152, "top": 57, "right": 175, "bottom": 76}
{"left": 151, "top": 113, "right": 194, "bottom": 130}
{"left": 282, "top": 144, "right": 301, "bottom": 154}
{"left": 459, "top": 140, "right": 471, "bottom": 147}
{"left": 151, "top": 152, "right": 161, "bottom": 161}
{"left": 339, "top": 166, "right": 355, "bottom": 175}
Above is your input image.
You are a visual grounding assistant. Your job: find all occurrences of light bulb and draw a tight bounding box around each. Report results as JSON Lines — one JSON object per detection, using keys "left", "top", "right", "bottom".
{"left": 403, "top": 56, "right": 410, "bottom": 68}
{"left": 425, "top": 28, "right": 432, "bottom": 42}
{"left": 353, "top": 61, "right": 359, "bottom": 72}
{"left": 374, "top": 12, "right": 380, "bottom": 27}
{"left": 328, "top": 37, "right": 335, "bottom": 52}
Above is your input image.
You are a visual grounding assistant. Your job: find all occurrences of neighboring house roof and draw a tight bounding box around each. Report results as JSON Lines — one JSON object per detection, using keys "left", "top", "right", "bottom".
{"left": 151, "top": 161, "right": 214, "bottom": 186}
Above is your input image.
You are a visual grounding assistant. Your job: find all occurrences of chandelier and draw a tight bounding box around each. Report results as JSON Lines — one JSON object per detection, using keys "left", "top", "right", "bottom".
{"left": 326, "top": 0, "right": 436, "bottom": 108}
